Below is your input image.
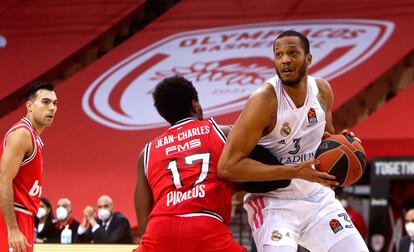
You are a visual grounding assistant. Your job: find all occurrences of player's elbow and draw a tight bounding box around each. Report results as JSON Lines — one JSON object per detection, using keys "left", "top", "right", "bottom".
{"left": 218, "top": 158, "right": 239, "bottom": 181}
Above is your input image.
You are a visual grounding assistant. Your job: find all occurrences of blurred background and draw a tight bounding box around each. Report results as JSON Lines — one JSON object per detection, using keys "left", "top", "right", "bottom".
{"left": 0, "top": 0, "right": 413, "bottom": 251}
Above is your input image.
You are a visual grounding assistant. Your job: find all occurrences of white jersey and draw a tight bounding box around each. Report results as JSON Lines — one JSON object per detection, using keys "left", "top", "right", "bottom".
{"left": 256, "top": 74, "right": 330, "bottom": 199}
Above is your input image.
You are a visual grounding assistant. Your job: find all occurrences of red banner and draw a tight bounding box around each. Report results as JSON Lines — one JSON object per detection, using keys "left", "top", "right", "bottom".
{"left": 1, "top": 0, "right": 414, "bottom": 226}
{"left": 0, "top": 0, "right": 143, "bottom": 100}
{"left": 352, "top": 82, "right": 414, "bottom": 160}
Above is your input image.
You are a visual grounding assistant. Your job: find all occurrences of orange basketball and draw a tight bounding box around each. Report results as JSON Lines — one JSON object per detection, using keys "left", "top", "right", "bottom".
{"left": 315, "top": 134, "right": 366, "bottom": 186}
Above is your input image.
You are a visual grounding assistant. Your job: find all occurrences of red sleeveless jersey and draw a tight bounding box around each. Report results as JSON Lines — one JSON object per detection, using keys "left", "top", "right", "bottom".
{"left": 144, "top": 118, "right": 233, "bottom": 224}
{"left": 1, "top": 118, "right": 43, "bottom": 215}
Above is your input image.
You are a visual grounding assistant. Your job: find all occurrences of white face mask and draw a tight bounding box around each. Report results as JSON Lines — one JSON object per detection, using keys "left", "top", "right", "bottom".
{"left": 36, "top": 207, "right": 47, "bottom": 219}
{"left": 56, "top": 207, "right": 69, "bottom": 221}
{"left": 405, "top": 223, "right": 414, "bottom": 237}
{"left": 98, "top": 208, "right": 111, "bottom": 222}
{"left": 340, "top": 199, "right": 349, "bottom": 209}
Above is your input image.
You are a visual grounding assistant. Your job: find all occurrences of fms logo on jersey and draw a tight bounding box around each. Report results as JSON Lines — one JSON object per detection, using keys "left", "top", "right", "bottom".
{"left": 82, "top": 19, "right": 394, "bottom": 130}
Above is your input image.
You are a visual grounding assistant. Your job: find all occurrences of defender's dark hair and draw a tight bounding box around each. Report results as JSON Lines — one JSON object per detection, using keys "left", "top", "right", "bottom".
{"left": 153, "top": 76, "right": 199, "bottom": 125}
{"left": 39, "top": 197, "right": 55, "bottom": 222}
{"left": 25, "top": 81, "right": 54, "bottom": 101}
{"left": 274, "top": 30, "right": 310, "bottom": 54}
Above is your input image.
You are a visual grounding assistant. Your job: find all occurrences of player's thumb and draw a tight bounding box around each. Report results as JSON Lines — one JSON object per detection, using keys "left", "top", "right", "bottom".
{"left": 305, "top": 159, "right": 319, "bottom": 168}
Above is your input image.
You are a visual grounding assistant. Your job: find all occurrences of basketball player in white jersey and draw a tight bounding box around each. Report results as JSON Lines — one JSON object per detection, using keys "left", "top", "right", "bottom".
{"left": 218, "top": 30, "right": 368, "bottom": 252}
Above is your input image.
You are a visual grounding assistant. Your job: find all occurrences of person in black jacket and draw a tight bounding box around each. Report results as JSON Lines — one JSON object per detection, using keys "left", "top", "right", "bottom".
{"left": 55, "top": 197, "right": 80, "bottom": 243}
{"left": 35, "top": 197, "right": 59, "bottom": 243}
{"left": 399, "top": 208, "right": 414, "bottom": 252}
{"left": 77, "top": 195, "right": 133, "bottom": 243}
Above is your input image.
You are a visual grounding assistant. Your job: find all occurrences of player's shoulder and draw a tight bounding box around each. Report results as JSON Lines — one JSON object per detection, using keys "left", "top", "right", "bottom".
{"left": 6, "top": 126, "right": 32, "bottom": 141}
{"left": 249, "top": 83, "right": 277, "bottom": 105}
{"left": 3, "top": 127, "right": 33, "bottom": 152}
{"left": 314, "top": 77, "right": 333, "bottom": 96}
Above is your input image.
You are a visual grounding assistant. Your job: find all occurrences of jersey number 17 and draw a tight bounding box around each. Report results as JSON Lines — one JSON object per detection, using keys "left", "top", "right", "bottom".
{"left": 167, "top": 153, "right": 211, "bottom": 189}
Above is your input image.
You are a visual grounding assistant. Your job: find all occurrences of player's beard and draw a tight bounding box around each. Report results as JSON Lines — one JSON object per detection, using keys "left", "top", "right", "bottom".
{"left": 276, "top": 60, "right": 307, "bottom": 87}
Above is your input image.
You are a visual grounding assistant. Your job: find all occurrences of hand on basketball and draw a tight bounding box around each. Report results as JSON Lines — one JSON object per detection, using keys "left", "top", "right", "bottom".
{"left": 340, "top": 129, "right": 362, "bottom": 143}
{"left": 294, "top": 159, "right": 339, "bottom": 186}
{"left": 8, "top": 228, "right": 31, "bottom": 252}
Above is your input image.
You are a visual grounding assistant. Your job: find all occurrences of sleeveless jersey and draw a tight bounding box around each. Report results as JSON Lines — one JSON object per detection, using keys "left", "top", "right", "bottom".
{"left": 144, "top": 118, "right": 233, "bottom": 224}
{"left": 257, "top": 75, "right": 328, "bottom": 199}
{"left": 1, "top": 118, "right": 43, "bottom": 215}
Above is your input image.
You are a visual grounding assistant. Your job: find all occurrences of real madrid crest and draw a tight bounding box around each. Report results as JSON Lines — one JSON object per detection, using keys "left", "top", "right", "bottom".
{"left": 280, "top": 122, "right": 291, "bottom": 137}
{"left": 271, "top": 230, "right": 283, "bottom": 241}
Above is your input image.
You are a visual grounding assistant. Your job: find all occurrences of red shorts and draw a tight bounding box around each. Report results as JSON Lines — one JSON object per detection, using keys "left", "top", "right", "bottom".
{"left": 133, "top": 215, "right": 246, "bottom": 252}
{"left": 0, "top": 210, "right": 34, "bottom": 252}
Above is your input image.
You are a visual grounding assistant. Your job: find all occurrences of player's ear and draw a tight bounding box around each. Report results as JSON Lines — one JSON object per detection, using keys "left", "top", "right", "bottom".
{"left": 26, "top": 100, "right": 33, "bottom": 112}
{"left": 306, "top": 53, "right": 312, "bottom": 66}
{"left": 191, "top": 99, "right": 198, "bottom": 112}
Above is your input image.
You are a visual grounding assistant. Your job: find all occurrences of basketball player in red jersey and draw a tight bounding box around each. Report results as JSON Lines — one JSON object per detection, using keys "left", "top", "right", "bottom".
{"left": 0, "top": 82, "right": 57, "bottom": 252}
{"left": 133, "top": 76, "right": 246, "bottom": 252}
{"left": 218, "top": 31, "right": 368, "bottom": 252}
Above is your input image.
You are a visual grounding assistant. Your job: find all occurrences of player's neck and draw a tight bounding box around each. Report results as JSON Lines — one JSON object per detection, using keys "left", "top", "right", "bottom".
{"left": 25, "top": 115, "right": 45, "bottom": 135}
{"left": 282, "top": 78, "right": 308, "bottom": 108}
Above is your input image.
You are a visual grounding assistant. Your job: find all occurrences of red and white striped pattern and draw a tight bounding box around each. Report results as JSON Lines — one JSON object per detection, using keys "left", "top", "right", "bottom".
{"left": 247, "top": 196, "right": 265, "bottom": 230}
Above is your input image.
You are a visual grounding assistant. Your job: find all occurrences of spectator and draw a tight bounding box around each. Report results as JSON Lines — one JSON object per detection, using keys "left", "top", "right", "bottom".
{"left": 55, "top": 198, "right": 79, "bottom": 243}
{"left": 339, "top": 195, "right": 367, "bottom": 239}
{"left": 77, "top": 195, "right": 133, "bottom": 243}
{"left": 35, "top": 197, "right": 59, "bottom": 243}
{"left": 399, "top": 208, "right": 414, "bottom": 252}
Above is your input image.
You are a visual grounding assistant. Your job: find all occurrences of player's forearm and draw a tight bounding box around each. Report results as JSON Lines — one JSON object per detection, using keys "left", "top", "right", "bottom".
{"left": 0, "top": 178, "right": 19, "bottom": 231}
{"left": 219, "top": 157, "right": 297, "bottom": 182}
{"left": 135, "top": 202, "right": 150, "bottom": 235}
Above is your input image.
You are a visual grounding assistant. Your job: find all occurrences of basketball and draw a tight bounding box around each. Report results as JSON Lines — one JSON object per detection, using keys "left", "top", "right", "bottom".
{"left": 315, "top": 134, "right": 366, "bottom": 186}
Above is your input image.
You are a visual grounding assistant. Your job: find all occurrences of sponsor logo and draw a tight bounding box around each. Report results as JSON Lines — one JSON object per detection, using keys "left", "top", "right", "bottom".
{"left": 29, "top": 180, "right": 42, "bottom": 198}
{"left": 276, "top": 139, "right": 286, "bottom": 145}
{"left": 82, "top": 19, "right": 394, "bottom": 130}
{"left": 0, "top": 35, "right": 6, "bottom": 48}
{"left": 307, "top": 107, "right": 317, "bottom": 125}
{"left": 271, "top": 230, "right": 283, "bottom": 241}
{"left": 329, "top": 218, "right": 344, "bottom": 234}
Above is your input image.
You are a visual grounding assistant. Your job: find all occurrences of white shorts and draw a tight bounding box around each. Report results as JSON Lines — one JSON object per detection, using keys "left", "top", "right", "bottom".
{"left": 244, "top": 187, "right": 361, "bottom": 252}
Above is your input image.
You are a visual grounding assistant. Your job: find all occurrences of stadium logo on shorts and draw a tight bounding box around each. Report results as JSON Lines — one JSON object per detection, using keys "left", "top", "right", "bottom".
{"left": 82, "top": 19, "right": 394, "bottom": 130}
{"left": 329, "top": 219, "right": 344, "bottom": 234}
{"left": 271, "top": 230, "right": 283, "bottom": 241}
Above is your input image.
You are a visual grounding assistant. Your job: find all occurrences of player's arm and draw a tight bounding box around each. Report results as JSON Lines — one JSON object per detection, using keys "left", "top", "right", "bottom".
{"left": 316, "top": 77, "right": 335, "bottom": 134}
{"left": 0, "top": 128, "right": 32, "bottom": 252}
{"left": 218, "top": 84, "right": 337, "bottom": 184}
{"left": 134, "top": 149, "right": 153, "bottom": 236}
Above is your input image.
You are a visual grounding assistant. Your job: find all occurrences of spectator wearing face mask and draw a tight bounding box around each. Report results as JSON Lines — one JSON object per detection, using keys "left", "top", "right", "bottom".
{"left": 76, "top": 195, "right": 133, "bottom": 243}
{"left": 55, "top": 198, "right": 80, "bottom": 243}
{"left": 35, "top": 197, "right": 59, "bottom": 243}
{"left": 339, "top": 195, "right": 367, "bottom": 240}
{"left": 399, "top": 208, "right": 414, "bottom": 252}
